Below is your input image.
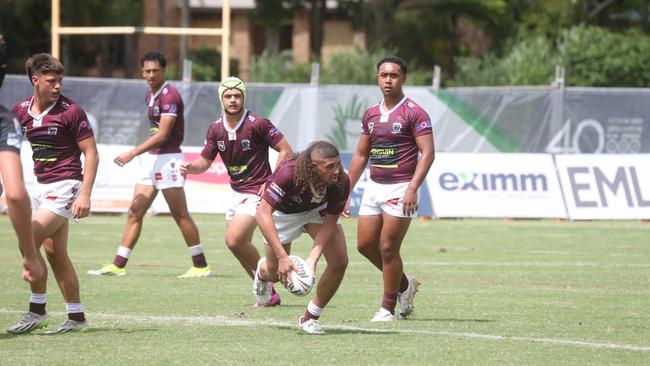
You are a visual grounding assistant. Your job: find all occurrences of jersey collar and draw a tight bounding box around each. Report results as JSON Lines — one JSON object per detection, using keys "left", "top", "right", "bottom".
{"left": 27, "top": 96, "right": 58, "bottom": 120}
{"left": 148, "top": 81, "right": 169, "bottom": 107}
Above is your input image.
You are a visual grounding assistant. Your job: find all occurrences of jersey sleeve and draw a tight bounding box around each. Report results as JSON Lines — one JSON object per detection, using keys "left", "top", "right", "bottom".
{"left": 360, "top": 109, "right": 371, "bottom": 135}
{"left": 159, "top": 90, "right": 180, "bottom": 117}
{"left": 200, "top": 123, "right": 220, "bottom": 161}
{"left": 410, "top": 107, "right": 432, "bottom": 137}
{"left": 262, "top": 163, "right": 293, "bottom": 210}
{"left": 67, "top": 104, "right": 94, "bottom": 142}
{"left": 258, "top": 118, "right": 284, "bottom": 147}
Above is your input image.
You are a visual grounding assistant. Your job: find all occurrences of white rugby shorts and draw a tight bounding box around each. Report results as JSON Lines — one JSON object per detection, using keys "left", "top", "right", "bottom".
{"left": 225, "top": 191, "right": 261, "bottom": 221}
{"left": 358, "top": 179, "right": 419, "bottom": 218}
{"left": 30, "top": 179, "right": 82, "bottom": 222}
{"left": 265, "top": 203, "right": 341, "bottom": 245}
{"left": 137, "top": 153, "right": 185, "bottom": 189}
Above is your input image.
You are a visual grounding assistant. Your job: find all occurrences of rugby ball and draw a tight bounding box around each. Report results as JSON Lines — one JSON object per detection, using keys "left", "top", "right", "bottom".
{"left": 284, "top": 255, "right": 314, "bottom": 296}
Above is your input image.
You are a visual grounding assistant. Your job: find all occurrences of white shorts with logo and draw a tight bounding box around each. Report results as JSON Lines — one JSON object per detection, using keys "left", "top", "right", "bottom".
{"left": 358, "top": 179, "right": 419, "bottom": 218}
{"left": 137, "top": 153, "right": 185, "bottom": 190}
{"left": 226, "top": 192, "right": 261, "bottom": 221}
{"left": 30, "top": 179, "right": 82, "bottom": 222}
{"left": 265, "top": 203, "right": 341, "bottom": 245}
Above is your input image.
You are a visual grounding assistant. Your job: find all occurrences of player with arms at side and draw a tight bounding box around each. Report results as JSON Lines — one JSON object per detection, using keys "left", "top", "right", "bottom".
{"left": 347, "top": 56, "right": 435, "bottom": 321}
{"left": 0, "top": 35, "right": 44, "bottom": 284}
{"left": 256, "top": 141, "right": 350, "bottom": 334}
{"left": 180, "top": 77, "right": 292, "bottom": 306}
{"left": 8, "top": 53, "right": 99, "bottom": 334}
{"left": 89, "top": 52, "right": 211, "bottom": 278}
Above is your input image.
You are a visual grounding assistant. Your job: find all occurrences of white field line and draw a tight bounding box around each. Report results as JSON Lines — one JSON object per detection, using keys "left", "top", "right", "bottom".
{"left": 1, "top": 308, "right": 648, "bottom": 352}
{"left": 355, "top": 261, "right": 650, "bottom": 268}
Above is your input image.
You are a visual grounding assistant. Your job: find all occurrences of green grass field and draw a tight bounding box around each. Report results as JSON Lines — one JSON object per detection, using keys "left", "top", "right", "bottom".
{"left": 1, "top": 215, "right": 649, "bottom": 365}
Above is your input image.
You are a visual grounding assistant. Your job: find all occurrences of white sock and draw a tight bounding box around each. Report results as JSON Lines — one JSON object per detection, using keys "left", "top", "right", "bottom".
{"left": 30, "top": 293, "right": 47, "bottom": 304}
{"left": 187, "top": 244, "right": 204, "bottom": 257}
{"left": 117, "top": 246, "right": 132, "bottom": 258}
{"left": 307, "top": 300, "right": 323, "bottom": 317}
{"left": 66, "top": 303, "right": 84, "bottom": 314}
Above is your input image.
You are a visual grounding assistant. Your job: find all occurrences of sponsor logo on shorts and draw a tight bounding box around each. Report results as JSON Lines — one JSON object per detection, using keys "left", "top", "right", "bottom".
{"left": 155, "top": 172, "right": 163, "bottom": 181}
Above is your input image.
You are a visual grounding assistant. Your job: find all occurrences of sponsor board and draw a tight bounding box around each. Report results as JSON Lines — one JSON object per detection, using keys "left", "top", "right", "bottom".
{"left": 426, "top": 153, "right": 567, "bottom": 218}
{"left": 555, "top": 154, "right": 650, "bottom": 220}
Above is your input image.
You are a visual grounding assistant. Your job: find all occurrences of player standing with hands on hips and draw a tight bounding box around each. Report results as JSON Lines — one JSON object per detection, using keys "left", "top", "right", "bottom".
{"left": 88, "top": 52, "right": 211, "bottom": 278}
{"left": 180, "top": 77, "right": 292, "bottom": 306}
{"left": 8, "top": 53, "right": 99, "bottom": 334}
{"left": 347, "top": 56, "right": 435, "bottom": 321}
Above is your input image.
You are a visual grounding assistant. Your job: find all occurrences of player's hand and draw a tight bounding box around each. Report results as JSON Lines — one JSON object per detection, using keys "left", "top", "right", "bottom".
{"left": 257, "top": 182, "right": 267, "bottom": 196}
{"left": 277, "top": 256, "right": 296, "bottom": 287}
{"left": 22, "top": 255, "right": 44, "bottom": 283}
{"left": 114, "top": 151, "right": 134, "bottom": 167}
{"left": 180, "top": 161, "right": 192, "bottom": 177}
{"left": 402, "top": 187, "right": 418, "bottom": 216}
{"left": 341, "top": 196, "right": 351, "bottom": 217}
{"left": 71, "top": 194, "right": 91, "bottom": 219}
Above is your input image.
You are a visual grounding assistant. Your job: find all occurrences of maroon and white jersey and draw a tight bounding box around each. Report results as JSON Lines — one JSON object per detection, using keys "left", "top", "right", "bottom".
{"left": 146, "top": 81, "right": 184, "bottom": 154}
{"left": 360, "top": 96, "right": 432, "bottom": 184}
{"left": 13, "top": 95, "right": 94, "bottom": 184}
{"left": 201, "top": 110, "right": 284, "bottom": 194}
{"left": 262, "top": 160, "right": 350, "bottom": 215}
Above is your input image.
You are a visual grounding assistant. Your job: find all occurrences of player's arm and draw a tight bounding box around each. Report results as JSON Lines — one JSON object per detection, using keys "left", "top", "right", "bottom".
{"left": 0, "top": 150, "right": 44, "bottom": 283}
{"left": 180, "top": 155, "right": 213, "bottom": 176}
{"left": 255, "top": 199, "right": 295, "bottom": 284}
{"left": 271, "top": 137, "right": 293, "bottom": 170}
{"left": 73, "top": 135, "right": 99, "bottom": 219}
{"left": 114, "top": 114, "right": 175, "bottom": 166}
{"left": 402, "top": 134, "right": 435, "bottom": 216}
{"left": 347, "top": 134, "right": 371, "bottom": 190}
{"left": 306, "top": 212, "right": 339, "bottom": 275}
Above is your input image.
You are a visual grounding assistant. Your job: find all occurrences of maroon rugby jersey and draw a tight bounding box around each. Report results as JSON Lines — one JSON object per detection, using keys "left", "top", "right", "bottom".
{"left": 146, "top": 81, "right": 184, "bottom": 154}
{"left": 201, "top": 110, "right": 284, "bottom": 194}
{"left": 262, "top": 160, "right": 350, "bottom": 215}
{"left": 12, "top": 95, "right": 94, "bottom": 184}
{"left": 360, "top": 96, "right": 432, "bottom": 184}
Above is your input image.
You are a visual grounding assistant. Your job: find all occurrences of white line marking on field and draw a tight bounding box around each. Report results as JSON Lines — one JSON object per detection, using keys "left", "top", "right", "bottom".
{"left": 1, "top": 308, "right": 648, "bottom": 352}
{"left": 376, "top": 261, "right": 650, "bottom": 268}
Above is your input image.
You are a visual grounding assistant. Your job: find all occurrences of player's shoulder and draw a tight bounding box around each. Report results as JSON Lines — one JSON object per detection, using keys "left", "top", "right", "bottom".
{"left": 160, "top": 83, "right": 183, "bottom": 100}
{"left": 404, "top": 97, "right": 426, "bottom": 112}
{"left": 58, "top": 95, "right": 86, "bottom": 115}
{"left": 245, "top": 111, "right": 270, "bottom": 125}
{"left": 362, "top": 103, "right": 381, "bottom": 119}
{"left": 12, "top": 97, "right": 31, "bottom": 115}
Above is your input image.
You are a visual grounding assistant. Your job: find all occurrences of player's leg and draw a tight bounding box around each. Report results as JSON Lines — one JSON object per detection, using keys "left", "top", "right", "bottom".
{"left": 298, "top": 223, "right": 348, "bottom": 335}
{"left": 369, "top": 212, "right": 411, "bottom": 321}
{"left": 39, "top": 216, "right": 88, "bottom": 333}
{"left": 356, "top": 214, "right": 383, "bottom": 270}
{"left": 0, "top": 151, "right": 44, "bottom": 283}
{"left": 253, "top": 242, "right": 289, "bottom": 307}
{"left": 162, "top": 186, "right": 211, "bottom": 278}
{"left": 88, "top": 183, "right": 157, "bottom": 276}
{"left": 225, "top": 213, "right": 260, "bottom": 279}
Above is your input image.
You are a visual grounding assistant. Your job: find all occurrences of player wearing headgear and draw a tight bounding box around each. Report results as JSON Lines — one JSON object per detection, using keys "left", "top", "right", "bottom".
{"left": 0, "top": 35, "right": 45, "bottom": 287}
{"left": 88, "top": 51, "right": 211, "bottom": 278}
{"left": 8, "top": 52, "right": 99, "bottom": 333}
{"left": 347, "top": 56, "right": 435, "bottom": 321}
{"left": 255, "top": 141, "right": 350, "bottom": 334}
{"left": 181, "top": 77, "right": 292, "bottom": 306}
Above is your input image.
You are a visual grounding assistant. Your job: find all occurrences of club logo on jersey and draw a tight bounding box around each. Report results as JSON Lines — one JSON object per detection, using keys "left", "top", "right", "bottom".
{"left": 367, "top": 122, "right": 374, "bottom": 134}
{"left": 415, "top": 120, "right": 432, "bottom": 132}
{"left": 153, "top": 106, "right": 160, "bottom": 116}
{"left": 241, "top": 139, "right": 251, "bottom": 151}
{"left": 218, "top": 140, "right": 226, "bottom": 151}
{"left": 391, "top": 122, "right": 402, "bottom": 134}
{"left": 48, "top": 127, "right": 58, "bottom": 136}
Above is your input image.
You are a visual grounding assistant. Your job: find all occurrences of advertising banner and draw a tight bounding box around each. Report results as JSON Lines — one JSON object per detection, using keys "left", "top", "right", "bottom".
{"left": 555, "top": 154, "right": 650, "bottom": 220}
{"left": 426, "top": 153, "right": 567, "bottom": 218}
